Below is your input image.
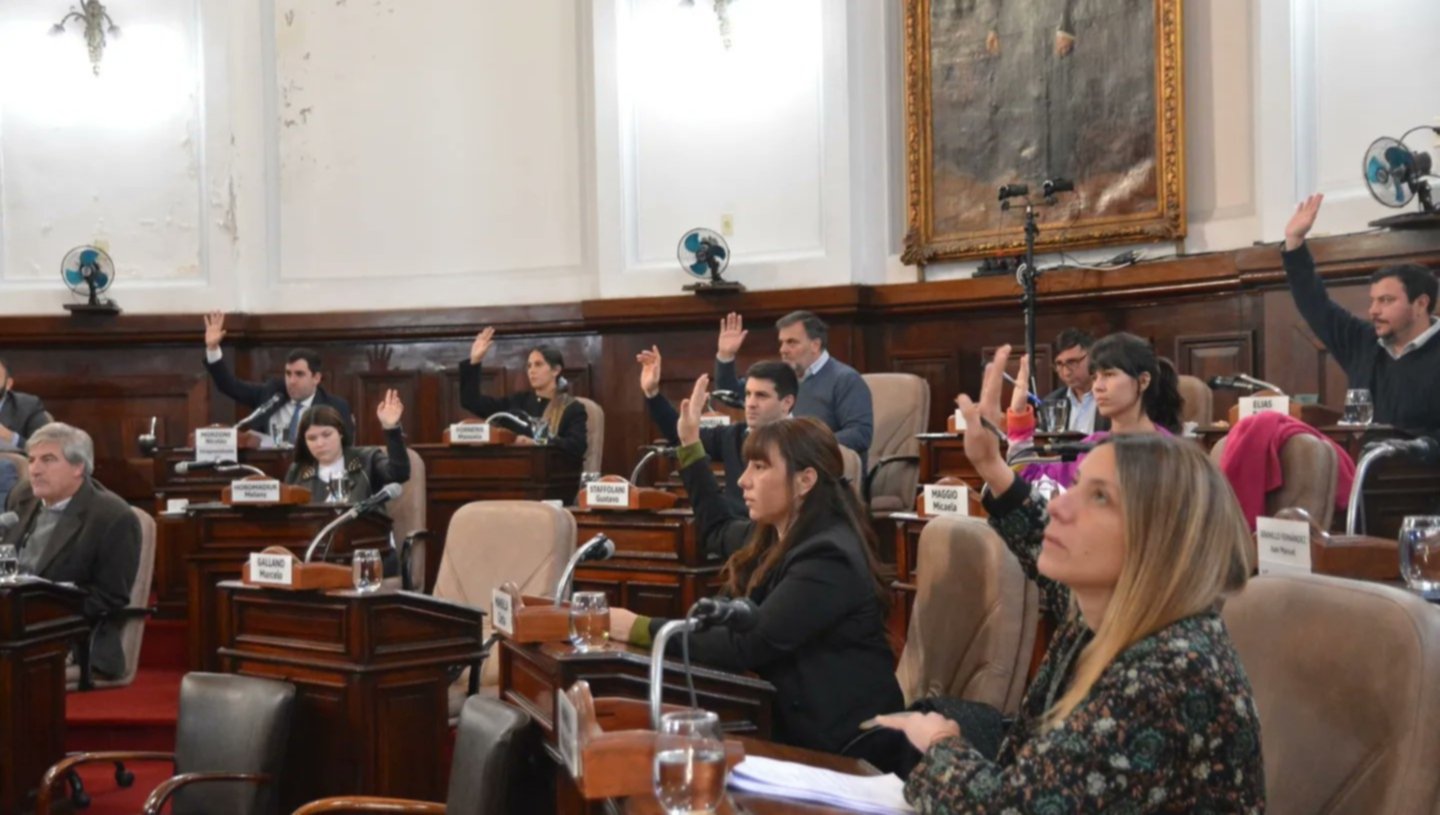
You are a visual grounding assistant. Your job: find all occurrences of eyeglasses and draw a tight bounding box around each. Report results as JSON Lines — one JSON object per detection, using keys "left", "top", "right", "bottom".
{"left": 1054, "top": 355, "right": 1089, "bottom": 372}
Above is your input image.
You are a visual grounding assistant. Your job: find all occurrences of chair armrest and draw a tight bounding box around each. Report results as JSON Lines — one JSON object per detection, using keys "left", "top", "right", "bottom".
{"left": 863, "top": 454, "right": 921, "bottom": 502}
{"left": 141, "top": 772, "right": 271, "bottom": 815}
{"left": 38, "top": 752, "right": 175, "bottom": 814}
{"left": 401, "top": 530, "right": 432, "bottom": 591}
{"left": 292, "top": 796, "right": 447, "bottom": 814}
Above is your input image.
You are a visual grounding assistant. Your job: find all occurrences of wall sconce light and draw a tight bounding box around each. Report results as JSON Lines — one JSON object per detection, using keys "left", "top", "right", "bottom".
{"left": 51, "top": 1, "right": 121, "bottom": 76}
{"left": 681, "top": 0, "right": 735, "bottom": 49}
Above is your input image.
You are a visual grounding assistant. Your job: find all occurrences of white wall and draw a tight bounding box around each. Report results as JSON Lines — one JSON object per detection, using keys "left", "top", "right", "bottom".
{"left": 0, "top": 0, "right": 1436, "bottom": 315}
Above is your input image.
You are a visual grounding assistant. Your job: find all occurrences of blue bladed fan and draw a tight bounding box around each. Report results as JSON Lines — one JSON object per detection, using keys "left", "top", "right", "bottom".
{"left": 60, "top": 245, "right": 122, "bottom": 314}
{"left": 1362, "top": 131, "right": 1437, "bottom": 227}
{"left": 677, "top": 227, "right": 743, "bottom": 294}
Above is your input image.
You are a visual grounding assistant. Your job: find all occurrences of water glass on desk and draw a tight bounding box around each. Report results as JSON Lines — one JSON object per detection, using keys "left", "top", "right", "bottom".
{"left": 653, "top": 709, "right": 727, "bottom": 815}
{"left": 1400, "top": 517, "right": 1440, "bottom": 600}
{"left": 0, "top": 544, "right": 17, "bottom": 582}
{"left": 352, "top": 548, "right": 383, "bottom": 593}
{"left": 1342, "top": 389, "right": 1374, "bottom": 426}
{"left": 569, "top": 591, "right": 610, "bottom": 651}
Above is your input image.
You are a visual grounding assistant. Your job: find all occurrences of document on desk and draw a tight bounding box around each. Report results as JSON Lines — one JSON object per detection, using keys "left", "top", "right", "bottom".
{"left": 728, "top": 755, "right": 916, "bottom": 814}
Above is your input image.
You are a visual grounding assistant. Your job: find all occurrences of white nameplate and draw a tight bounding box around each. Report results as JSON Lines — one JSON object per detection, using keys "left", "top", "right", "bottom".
{"left": 164, "top": 498, "right": 190, "bottom": 515}
{"left": 249, "top": 552, "right": 294, "bottom": 586}
{"left": 953, "top": 409, "right": 967, "bottom": 432}
{"left": 1256, "top": 516, "right": 1312, "bottom": 576}
{"left": 922, "top": 484, "right": 969, "bottom": 516}
{"left": 1239, "top": 396, "right": 1291, "bottom": 420}
{"left": 492, "top": 588, "right": 515, "bottom": 637}
{"left": 195, "top": 427, "right": 239, "bottom": 463}
{"left": 700, "top": 414, "right": 733, "bottom": 429}
{"left": 585, "top": 481, "right": 631, "bottom": 508}
{"left": 557, "top": 684, "right": 583, "bottom": 779}
{"left": 450, "top": 423, "right": 492, "bottom": 444}
{"left": 230, "top": 479, "right": 282, "bottom": 504}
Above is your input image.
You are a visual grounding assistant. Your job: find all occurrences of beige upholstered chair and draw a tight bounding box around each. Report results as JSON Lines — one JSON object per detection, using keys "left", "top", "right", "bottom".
{"left": 839, "top": 446, "right": 864, "bottom": 503}
{"left": 895, "top": 516, "right": 1038, "bottom": 715}
{"left": 1177, "top": 375, "right": 1214, "bottom": 425}
{"left": 1222, "top": 573, "right": 1440, "bottom": 814}
{"left": 69, "top": 506, "right": 156, "bottom": 691}
{"left": 432, "top": 501, "right": 576, "bottom": 714}
{"left": 575, "top": 397, "right": 605, "bottom": 476}
{"left": 383, "top": 448, "right": 427, "bottom": 591}
{"left": 860, "top": 373, "right": 930, "bottom": 512}
{"left": 1211, "top": 434, "right": 1339, "bottom": 528}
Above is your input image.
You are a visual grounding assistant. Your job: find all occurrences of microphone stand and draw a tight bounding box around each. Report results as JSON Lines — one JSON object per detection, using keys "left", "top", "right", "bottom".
{"left": 629, "top": 446, "right": 675, "bottom": 486}
{"left": 218, "top": 463, "right": 268, "bottom": 478}
{"left": 1017, "top": 201, "right": 1041, "bottom": 396}
{"left": 303, "top": 508, "right": 361, "bottom": 563}
{"left": 649, "top": 618, "right": 702, "bottom": 729}
{"left": 552, "top": 535, "right": 613, "bottom": 605}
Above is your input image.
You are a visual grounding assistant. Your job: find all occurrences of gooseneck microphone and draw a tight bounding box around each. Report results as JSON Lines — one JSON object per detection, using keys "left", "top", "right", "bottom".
{"left": 649, "top": 596, "right": 766, "bottom": 728}
{"left": 0, "top": 512, "right": 18, "bottom": 532}
{"left": 709, "top": 390, "right": 745, "bottom": 410}
{"left": 1347, "top": 437, "right": 1440, "bottom": 534}
{"left": 236, "top": 392, "right": 285, "bottom": 431}
{"left": 630, "top": 444, "right": 678, "bottom": 486}
{"left": 690, "top": 597, "right": 760, "bottom": 633}
{"left": 303, "top": 482, "right": 404, "bottom": 562}
{"left": 1207, "top": 375, "right": 1260, "bottom": 393}
{"left": 175, "top": 459, "right": 237, "bottom": 475}
{"left": 552, "top": 534, "right": 615, "bottom": 605}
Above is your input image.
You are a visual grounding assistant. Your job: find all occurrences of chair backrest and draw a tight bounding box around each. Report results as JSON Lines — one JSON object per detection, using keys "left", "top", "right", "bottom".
{"left": 1177, "top": 375, "right": 1213, "bottom": 426}
{"left": 1222, "top": 573, "right": 1440, "bottom": 814}
{"left": 0, "top": 450, "right": 27, "bottom": 498}
{"left": 105, "top": 508, "right": 157, "bottom": 687}
{"left": 444, "top": 696, "right": 533, "bottom": 815}
{"left": 385, "top": 448, "right": 427, "bottom": 589}
{"left": 1210, "top": 433, "right": 1338, "bottom": 528}
{"left": 434, "top": 501, "right": 576, "bottom": 685}
{"left": 895, "top": 516, "right": 1038, "bottom": 714}
{"left": 575, "top": 397, "right": 604, "bottom": 475}
{"left": 172, "top": 672, "right": 296, "bottom": 815}
{"left": 839, "top": 445, "right": 864, "bottom": 503}
{"left": 860, "top": 373, "right": 930, "bottom": 511}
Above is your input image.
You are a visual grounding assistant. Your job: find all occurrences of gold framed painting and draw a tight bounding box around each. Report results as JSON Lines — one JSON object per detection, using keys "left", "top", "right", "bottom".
{"left": 902, "top": 0, "right": 1186, "bottom": 268}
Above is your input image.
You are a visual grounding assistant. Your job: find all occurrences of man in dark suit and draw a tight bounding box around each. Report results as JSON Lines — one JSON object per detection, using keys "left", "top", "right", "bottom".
{"left": 3, "top": 423, "right": 139, "bottom": 679}
{"left": 0, "top": 356, "right": 51, "bottom": 451}
{"left": 1041, "top": 327, "right": 1108, "bottom": 434}
{"left": 203, "top": 311, "right": 353, "bottom": 445}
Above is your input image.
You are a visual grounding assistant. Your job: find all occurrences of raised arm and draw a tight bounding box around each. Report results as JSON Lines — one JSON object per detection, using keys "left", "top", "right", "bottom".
{"left": 713, "top": 313, "right": 747, "bottom": 393}
{"left": 457, "top": 328, "right": 509, "bottom": 419}
{"left": 371, "top": 390, "right": 411, "bottom": 487}
{"left": 675, "top": 375, "right": 750, "bottom": 559}
{"left": 202, "top": 311, "right": 271, "bottom": 407}
{"left": 1281, "top": 193, "right": 1374, "bottom": 359}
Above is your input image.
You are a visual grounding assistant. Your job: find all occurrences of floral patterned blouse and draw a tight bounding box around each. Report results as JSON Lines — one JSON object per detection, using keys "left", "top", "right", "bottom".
{"left": 904, "top": 477, "right": 1266, "bottom": 813}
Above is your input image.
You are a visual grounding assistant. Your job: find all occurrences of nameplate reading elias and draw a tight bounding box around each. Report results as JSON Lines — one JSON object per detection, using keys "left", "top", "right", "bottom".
{"left": 1256, "top": 516, "right": 1312, "bottom": 576}
{"left": 249, "top": 553, "right": 294, "bottom": 586}
{"left": 923, "top": 484, "right": 969, "bottom": 517}
{"left": 492, "top": 588, "right": 515, "bottom": 636}
{"left": 699, "top": 414, "right": 732, "bottom": 429}
{"left": 450, "top": 423, "right": 492, "bottom": 444}
{"left": 1238, "top": 396, "right": 1291, "bottom": 420}
{"left": 231, "top": 479, "right": 282, "bottom": 504}
{"left": 195, "top": 427, "right": 239, "bottom": 463}
{"left": 585, "top": 481, "right": 631, "bottom": 508}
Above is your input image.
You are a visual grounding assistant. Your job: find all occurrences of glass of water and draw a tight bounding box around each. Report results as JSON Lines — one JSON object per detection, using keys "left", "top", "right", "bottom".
{"left": 653, "top": 709, "right": 727, "bottom": 815}
{"left": 351, "top": 548, "right": 383, "bottom": 593}
{"left": 1401, "top": 517, "right": 1440, "bottom": 600}
{"left": 0, "top": 544, "right": 17, "bottom": 583}
{"left": 1342, "top": 389, "right": 1374, "bottom": 426}
{"left": 1039, "top": 399, "right": 1071, "bottom": 433}
{"left": 568, "top": 591, "right": 610, "bottom": 652}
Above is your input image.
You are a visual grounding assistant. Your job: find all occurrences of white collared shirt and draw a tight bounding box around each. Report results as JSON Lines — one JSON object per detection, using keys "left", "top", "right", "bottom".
{"left": 803, "top": 351, "right": 832, "bottom": 381}
{"left": 41, "top": 495, "right": 74, "bottom": 512}
{"left": 1066, "top": 388, "right": 1098, "bottom": 434}
{"left": 1382, "top": 317, "right": 1440, "bottom": 359}
{"left": 272, "top": 395, "right": 316, "bottom": 443}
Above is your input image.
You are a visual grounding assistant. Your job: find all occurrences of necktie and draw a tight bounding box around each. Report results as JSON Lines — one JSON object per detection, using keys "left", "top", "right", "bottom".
{"left": 285, "top": 401, "right": 303, "bottom": 444}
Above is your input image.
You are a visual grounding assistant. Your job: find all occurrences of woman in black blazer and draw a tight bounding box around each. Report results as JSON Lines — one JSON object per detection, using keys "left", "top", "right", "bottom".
{"left": 285, "top": 390, "right": 410, "bottom": 504}
{"left": 610, "top": 375, "right": 902, "bottom": 755}
{"left": 458, "top": 327, "right": 588, "bottom": 462}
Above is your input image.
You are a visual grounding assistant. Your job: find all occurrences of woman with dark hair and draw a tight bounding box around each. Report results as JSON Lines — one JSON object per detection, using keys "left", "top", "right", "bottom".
{"left": 459, "top": 327, "right": 588, "bottom": 461}
{"left": 608, "top": 375, "right": 903, "bottom": 754}
{"left": 285, "top": 390, "right": 410, "bottom": 503}
{"left": 997, "top": 331, "right": 1183, "bottom": 489}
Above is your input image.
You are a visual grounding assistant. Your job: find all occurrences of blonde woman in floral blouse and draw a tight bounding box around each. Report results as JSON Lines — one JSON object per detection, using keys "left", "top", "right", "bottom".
{"left": 876, "top": 344, "right": 1265, "bottom": 813}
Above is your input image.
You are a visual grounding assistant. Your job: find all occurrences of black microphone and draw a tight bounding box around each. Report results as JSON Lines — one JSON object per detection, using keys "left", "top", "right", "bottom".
{"left": 236, "top": 392, "right": 286, "bottom": 431}
{"left": 1207, "top": 375, "right": 1261, "bottom": 393}
{"left": 1032, "top": 441, "right": 1096, "bottom": 462}
{"left": 1374, "top": 436, "right": 1440, "bottom": 466}
{"left": 0, "top": 512, "right": 18, "bottom": 532}
{"left": 348, "top": 482, "right": 404, "bottom": 517}
{"left": 1042, "top": 177, "right": 1075, "bottom": 197}
{"left": 691, "top": 597, "right": 761, "bottom": 632}
{"left": 709, "top": 390, "right": 745, "bottom": 409}
{"left": 997, "top": 183, "right": 1029, "bottom": 201}
{"left": 302, "top": 482, "right": 404, "bottom": 563}
{"left": 175, "top": 459, "right": 237, "bottom": 474}
{"left": 553, "top": 534, "right": 616, "bottom": 603}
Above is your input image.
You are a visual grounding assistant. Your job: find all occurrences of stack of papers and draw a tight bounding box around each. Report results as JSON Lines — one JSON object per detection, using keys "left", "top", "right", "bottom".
{"left": 728, "top": 755, "right": 915, "bottom": 814}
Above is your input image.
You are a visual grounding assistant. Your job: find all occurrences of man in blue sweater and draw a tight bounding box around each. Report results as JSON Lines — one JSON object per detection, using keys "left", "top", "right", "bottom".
{"left": 712, "top": 311, "right": 874, "bottom": 471}
{"left": 1283, "top": 193, "right": 1440, "bottom": 450}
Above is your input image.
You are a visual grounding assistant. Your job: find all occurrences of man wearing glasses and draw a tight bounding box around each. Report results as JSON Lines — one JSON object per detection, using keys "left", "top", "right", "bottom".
{"left": 1043, "top": 328, "right": 1106, "bottom": 434}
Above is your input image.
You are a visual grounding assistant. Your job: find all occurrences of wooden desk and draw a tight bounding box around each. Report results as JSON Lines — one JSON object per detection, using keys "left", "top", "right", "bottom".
{"left": 0, "top": 580, "right": 89, "bottom": 815}
{"left": 917, "top": 435, "right": 980, "bottom": 491}
{"left": 570, "top": 507, "right": 724, "bottom": 619}
{"left": 413, "top": 444, "right": 583, "bottom": 588}
{"left": 1320, "top": 426, "right": 1440, "bottom": 539}
{"left": 184, "top": 505, "right": 391, "bottom": 670}
{"left": 216, "top": 582, "right": 484, "bottom": 812}
{"left": 150, "top": 446, "right": 291, "bottom": 618}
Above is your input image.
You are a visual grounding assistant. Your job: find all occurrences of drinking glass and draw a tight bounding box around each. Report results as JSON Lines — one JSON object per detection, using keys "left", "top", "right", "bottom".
{"left": 652, "top": 710, "right": 726, "bottom": 815}
{"left": 1342, "top": 389, "right": 1374, "bottom": 426}
{"left": 352, "top": 548, "right": 383, "bottom": 593}
{"left": 568, "top": 591, "right": 610, "bottom": 652}
{"left": 1400, "top": 516, "right": 1440, "bottom": 600}
{"left": 1039, "top": 399, "right": 1071, "bottom": 433}
{"left": 0, "top": 544, "right": 17, "bottom": 583}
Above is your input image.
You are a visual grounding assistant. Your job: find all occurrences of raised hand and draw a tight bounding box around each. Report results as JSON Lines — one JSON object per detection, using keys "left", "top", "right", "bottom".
{"left": 204, "top": 311, "right": 227, "bottom": 351}
{"left": 376, "top": 389, "right": 404, "bottom": 429}
{"left": 637, "top": 345, "right": 662, "bottom": 398}
{"left": 469, "top": 327, "right": 496, "bottom": 365}
{"left": 1284, "top": 193, "right": 1324, "bottom": 251}
{"left": 716, "top": 313, "right": 747, "bottom": 363}
{"left": 676, "top": 374, "right": 710, "bottom": 447}
{"left": 956, "top": 345, "right": 1015, "bottom": 491}
{"left": 1010, "top": 354, "right": 1032, "bottom": 415}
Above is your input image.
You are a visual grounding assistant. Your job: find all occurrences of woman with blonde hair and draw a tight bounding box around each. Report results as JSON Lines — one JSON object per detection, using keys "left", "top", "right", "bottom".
{"left": 878, "top": 345, "right": 1264, "bottom": 812}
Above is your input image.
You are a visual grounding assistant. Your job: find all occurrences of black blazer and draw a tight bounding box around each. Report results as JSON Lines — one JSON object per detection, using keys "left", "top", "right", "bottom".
{"left": 458, "top": 360, "right": 588, "bottom": 461}
{"left": 1042, "top": 386, "right": 1110, "bottom": 434}
{"left": 3, "top": 479, "right": 140, "bottom": 678}
{"left": 0, "top": 389, "right": 50, "bottom": 440}
{"left": 284, "top": 427, "right": 411, "bottom": 504}
{"left": 645, "top": 393, "right": 748, "bottom": 516}
{"left": 204, "top": 356, "right": 354, "bottom": 435}
{"left": 654, "top": 453, "right": 904, "bottom": 754}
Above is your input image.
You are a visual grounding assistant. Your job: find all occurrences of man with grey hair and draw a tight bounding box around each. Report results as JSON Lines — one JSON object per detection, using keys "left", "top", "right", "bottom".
{"left": 2, "top": 422, "right": 139, "bottom": 679}
{"left": 714, "top": 310, "right": 874, "bottom": 470}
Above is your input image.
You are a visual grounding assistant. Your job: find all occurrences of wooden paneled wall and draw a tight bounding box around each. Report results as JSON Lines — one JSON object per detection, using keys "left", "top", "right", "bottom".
{"left": 3, "top": 229, "right": 1437, "bottom": 507}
